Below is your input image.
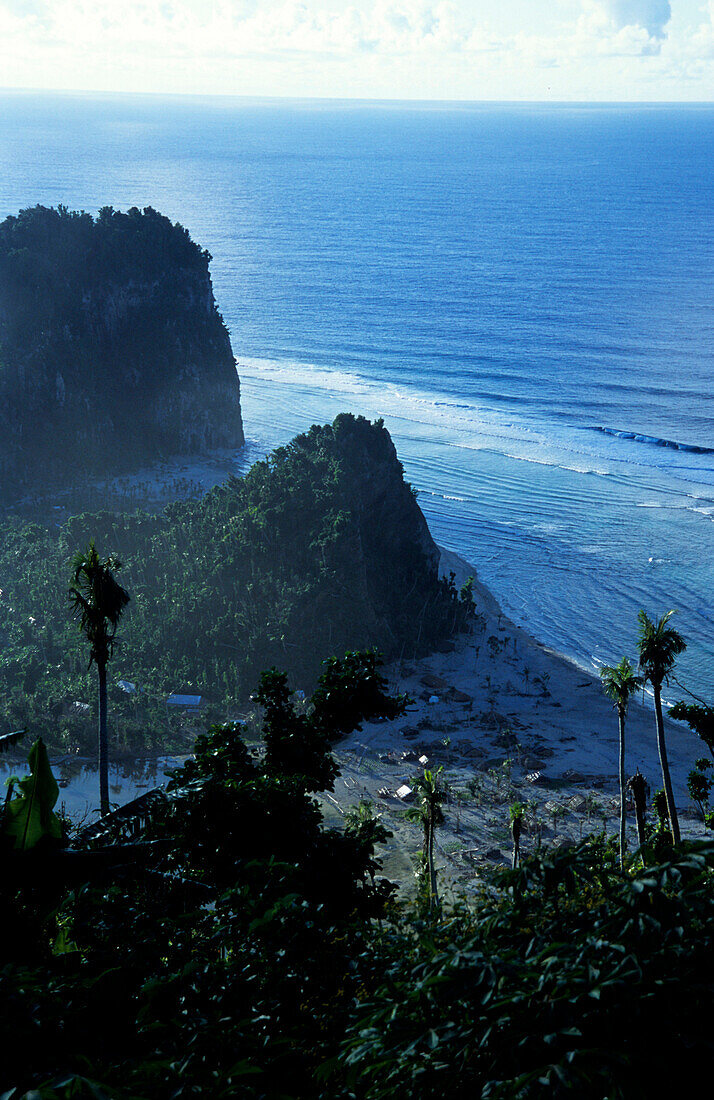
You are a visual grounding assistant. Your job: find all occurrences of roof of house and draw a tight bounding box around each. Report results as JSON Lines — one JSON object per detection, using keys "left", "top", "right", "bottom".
{"left": 396, "top": 784, "right": 415, "bottom": 801}
{"left": 167, "top": 693, "right": 202, "bottom": 707}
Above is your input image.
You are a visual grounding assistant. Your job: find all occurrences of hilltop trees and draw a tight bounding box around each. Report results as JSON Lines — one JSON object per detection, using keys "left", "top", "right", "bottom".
{"left": 0, "top": 416, "right": 469, "bottom": 755}
{"left": 69, "top": 542, "right": 130, "bottom": 814}
{"left": 600, "top": 656, "right": 641, "bottom": 868}
{"left": 637, "top": 610, "right": 686, "bottom": 846}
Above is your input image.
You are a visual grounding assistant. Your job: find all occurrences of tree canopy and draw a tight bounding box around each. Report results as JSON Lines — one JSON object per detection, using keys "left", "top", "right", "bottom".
{"left": 0, "top": 416, "right": 471, "bottom": 753}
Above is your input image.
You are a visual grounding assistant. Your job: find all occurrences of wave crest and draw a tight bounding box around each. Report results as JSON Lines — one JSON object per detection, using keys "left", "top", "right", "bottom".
{"left": 590, "top": 426, "right": 714, "bottom": 456}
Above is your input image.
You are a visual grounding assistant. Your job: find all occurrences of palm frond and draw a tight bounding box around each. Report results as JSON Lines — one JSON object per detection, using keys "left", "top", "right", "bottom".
{"left": 637, "top": 610, "right": 686, "bottom": 687}
{"left": 600, "top": 656, "right": 641, "bottom": 712}
{"left": 69, "top": 539, "right": 130, "bottom": 662}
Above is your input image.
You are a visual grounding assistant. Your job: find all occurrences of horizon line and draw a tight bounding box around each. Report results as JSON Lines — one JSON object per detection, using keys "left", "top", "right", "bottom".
{"left": 1, "top": 86, "right": 714, "bottom": 108}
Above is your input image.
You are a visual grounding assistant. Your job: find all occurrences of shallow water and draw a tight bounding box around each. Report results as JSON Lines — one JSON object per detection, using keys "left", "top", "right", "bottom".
{"left": 0, "top": 755, "right": 184, "bottom": 822}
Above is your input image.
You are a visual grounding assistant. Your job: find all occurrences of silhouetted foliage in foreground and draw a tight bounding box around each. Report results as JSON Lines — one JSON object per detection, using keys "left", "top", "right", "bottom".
{"left": 0, "top": 654, "right": 402, "bottom": 1096}
{"left": 2, "top": 656, "right": 714, "bottom": 1098}
{"left": 343, "top": 838, "right": 714, "bottom": 1099}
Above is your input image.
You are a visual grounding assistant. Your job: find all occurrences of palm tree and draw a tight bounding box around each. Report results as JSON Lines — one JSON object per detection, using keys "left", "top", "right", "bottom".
{"left": 627, "top": 770, "right": 650, "bottom": 853}
{"left": 406, "top": 768, "right": 445, "bottom": 913}
{"left": 637, "top": 610, "right": 686, "bottom": 846}
{"left": 600, "top": 656, "right": 641, "bottom": 869}
{"left": 509, "top": 801, "right": 525, "bottom": 869}
{"left": 70, "top": 542, "right": 130, "bottom": 815}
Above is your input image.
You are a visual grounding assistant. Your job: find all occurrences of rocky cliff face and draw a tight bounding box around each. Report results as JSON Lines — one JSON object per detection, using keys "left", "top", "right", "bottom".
{"left": 0, "top": 205, "right": 244, "bottom": 496}
{"left": 329, "top": 413, "right": 442, "bottom": 634}
{"left": 272, "top": 414, "right": 451, "bottom": 666}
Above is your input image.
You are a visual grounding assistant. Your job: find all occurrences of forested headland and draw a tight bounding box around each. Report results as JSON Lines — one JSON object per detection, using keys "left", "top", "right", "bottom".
{"left": 0, "top": 204, "right": 244, "bottom": 496}
{"left": 0, "top": 414, "right": 471, "bottom": 753}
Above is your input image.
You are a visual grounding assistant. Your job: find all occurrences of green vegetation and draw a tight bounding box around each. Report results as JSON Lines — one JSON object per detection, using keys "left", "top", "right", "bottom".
{"left": 69, "top": 543, "right": 130, "bottom": 812}
{"left": 0, "top": 415, "right": 471, "bottom": 753}
{"left": 2, "top": 736, "right": 62, "bottom": 851}
{"left": 669, "top": 698, "right": 714, "bottom": 759}
{"left": 406, "top": 767, "right": 445, "bottom": 913}
{"left": 600, "top": 656, "right": 641, "bottom": 869}
{"left": 687, "top": 758, "right": 713, "bottom": 824}
{"left": 637, "top": 610, "right": 687, "bottom": 845}
{"left": 343, "top": 837, "right": 714, "bottom": 1099}
{"left": 3, "top": 670, "right": 714, "bottom": 1098}
{"left": 0, "top": 204, "right": 243, "bottom": 494}
{"left": 0, "top": 657, "right": 405, "bottom": 1096}
{"left": 509, "top": 799, "right": 526, "bottom": 868}
{"left": 2, "top": 420, "right": 712, "bottom": 1095}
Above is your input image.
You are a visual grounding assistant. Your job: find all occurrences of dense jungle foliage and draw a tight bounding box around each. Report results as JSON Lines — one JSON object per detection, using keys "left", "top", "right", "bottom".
{"left": 3, "top": 657, "right": 714, "bottom": 1100}
{"left": 0, "top": 415, "right": 471, "bottom": 753}
{"left": 0, "top": 203, "right": 243, "bottom": 492}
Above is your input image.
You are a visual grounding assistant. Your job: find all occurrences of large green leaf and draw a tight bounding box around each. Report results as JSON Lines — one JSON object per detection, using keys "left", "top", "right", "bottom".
{"left": 2, "top": 737, "right": 62, "bottom": 850}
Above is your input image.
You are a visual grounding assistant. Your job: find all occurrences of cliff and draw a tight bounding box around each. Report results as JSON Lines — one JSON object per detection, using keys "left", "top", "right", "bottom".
{"left": 309, "top": 413, "right": 443, "bottom": 652}
{"left": 0, "top": 205, "right": 244, "bottom": 494}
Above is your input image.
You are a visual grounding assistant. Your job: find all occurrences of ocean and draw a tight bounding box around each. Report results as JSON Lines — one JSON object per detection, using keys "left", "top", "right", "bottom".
{"left": 1, "top": 92, "right": 712, "bottom": 702}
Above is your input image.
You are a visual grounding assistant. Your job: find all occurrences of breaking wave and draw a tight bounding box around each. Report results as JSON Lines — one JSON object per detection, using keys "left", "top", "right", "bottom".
{"left": 590, "top": 426, "right": 714, "bottom": 456}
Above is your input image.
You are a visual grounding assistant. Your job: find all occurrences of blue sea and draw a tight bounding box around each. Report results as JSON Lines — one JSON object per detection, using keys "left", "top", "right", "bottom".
{"left": 1, "top": 92, "right": 712, "bottom": 701}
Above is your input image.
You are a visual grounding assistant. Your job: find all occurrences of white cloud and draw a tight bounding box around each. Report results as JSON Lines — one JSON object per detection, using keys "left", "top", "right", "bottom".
{"left": 605, "top": 0, "right": 671, "bottom": 39}
{"left": 681, "top": 0, "right": 714, "bottom": 59}
{"left": 0, "top": 0, "right": 711, "bottom": 99}
{"left": 567, "top": 1, "right": 672, "bottom": 58}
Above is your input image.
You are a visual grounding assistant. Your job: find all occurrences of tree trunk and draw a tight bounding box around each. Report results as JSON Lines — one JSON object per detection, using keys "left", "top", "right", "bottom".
{"left": 98, "top": 659, "right": 109, "bottom": 817}
{"left": 511, "top": 816, "right": 522, "bottom": 870}
{"left": 654, "top": 685, "right": 680, "bottom": 845}
{"left": 630, "top": 775, "right": 648, "bottom": 851}
{"left": 618, "top": 710, "right": 627, "bottom": 871}
{"left": 427, "top": 816, "right": 439, "bottom": 913}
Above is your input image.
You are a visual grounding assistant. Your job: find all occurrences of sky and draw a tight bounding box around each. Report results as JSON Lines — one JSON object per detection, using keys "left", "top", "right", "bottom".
{"left": 1, "top": 0, "right": 714, "bottom": 100}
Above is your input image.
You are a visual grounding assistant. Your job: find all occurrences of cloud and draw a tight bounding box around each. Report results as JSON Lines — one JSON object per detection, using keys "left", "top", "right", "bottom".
{"left": 605, "top": 0, "right": 671, "bottom": 39}
{"left": 0, "top": 0, "right": 471, "bottom": 60}
{"left": 571, "top": 1, "right": 673, "bottom": 58}
{"left": 1, "top": 0, "right": 47, "bottom": 13}
{"left": 0, "top": 0, "right": 712, "bottom": 99}
{"left": 0, "top": 0, "right": 675, "bottom": 64}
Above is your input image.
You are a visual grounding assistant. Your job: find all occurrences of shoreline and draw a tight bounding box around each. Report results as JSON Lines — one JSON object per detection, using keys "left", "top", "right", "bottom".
{"left": 434, "top": 546, "right": 703, "bottom": 799}
{"left": 10, "top": 546, "right": 701, "bottom": 806}
{"left": 317, "top": 546, "right": 708, "bottom": 893}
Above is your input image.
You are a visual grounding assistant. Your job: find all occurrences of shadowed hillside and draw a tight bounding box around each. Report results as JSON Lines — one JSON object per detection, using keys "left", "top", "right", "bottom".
{"left": 0, "top": 414, "right": 471, "bottom": 751}
{"left": 0, "top": 204, "right": 244, "bottom": 496}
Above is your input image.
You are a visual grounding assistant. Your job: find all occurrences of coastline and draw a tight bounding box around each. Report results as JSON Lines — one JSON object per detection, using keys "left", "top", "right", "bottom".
{"left": 239, "top": 355, "right": 714, "bottom": 704}
{"left": 318, "top": 546, "right": 708, "bottom": 893}
{"left": 433, "top": 547, "right": 703, "bottom": 799}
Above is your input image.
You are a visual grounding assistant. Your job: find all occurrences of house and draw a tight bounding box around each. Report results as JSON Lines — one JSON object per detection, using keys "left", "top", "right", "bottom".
{"left": 396, "top": 784, "right": 415, "bottom": 803}
{"left": 118, "top": 680, "right": 138, "bottom": 694}
{"left": 166, "top": 693, "right": 202, "bottom": 713}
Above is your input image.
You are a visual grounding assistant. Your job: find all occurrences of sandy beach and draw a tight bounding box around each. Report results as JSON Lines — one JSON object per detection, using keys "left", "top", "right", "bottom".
{"left": 319, "top": 548, "right": 708, "bottom": 895}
